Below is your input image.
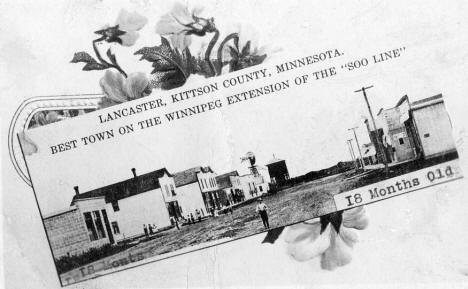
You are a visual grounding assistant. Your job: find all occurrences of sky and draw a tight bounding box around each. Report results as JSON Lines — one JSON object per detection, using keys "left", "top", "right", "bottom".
{"left": 2, "top": 0, "right": 467, "bottom": 215}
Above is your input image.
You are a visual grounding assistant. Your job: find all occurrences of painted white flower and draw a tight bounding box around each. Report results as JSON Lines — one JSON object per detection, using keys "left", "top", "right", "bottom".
{"left": 99, "top": 70, "right": 152, "bottom": 108}
{"left": 284, "top": 207, "right": 369, "bottom": 270}
{"left": 95, "top": 9, "right": 148, "bottom": 47}
{"left": 116, "top": 9, "right": 148, "bottom": 46}
{"left": 155, "top": 2, "right": 215, "bottom": 50}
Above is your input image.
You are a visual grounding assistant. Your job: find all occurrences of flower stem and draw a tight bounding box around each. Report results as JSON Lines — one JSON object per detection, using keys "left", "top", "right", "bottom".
{"left": 216, "top": 33, "right": 239, "bottom": 76}
{"left": 204, "top": 29, "right": 220, "bottom": 77}
{"left": 92, "top": 37, "right": 128, "bottom": 78}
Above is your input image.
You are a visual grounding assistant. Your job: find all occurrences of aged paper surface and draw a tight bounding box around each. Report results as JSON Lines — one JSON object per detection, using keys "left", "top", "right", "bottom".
{"left": 2, "top": 0, "right": 468, "bottom": 288}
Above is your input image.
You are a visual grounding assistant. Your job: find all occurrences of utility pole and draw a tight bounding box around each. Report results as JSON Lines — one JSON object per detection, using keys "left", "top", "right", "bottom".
{"left": 354, "top": 86, "right": 389, "bottom": 173}
{"left": 348, "top": 127, "right": 365, "bottom": 169}
{"left": 347, "top": 139, "right": 358, "bottom": 169}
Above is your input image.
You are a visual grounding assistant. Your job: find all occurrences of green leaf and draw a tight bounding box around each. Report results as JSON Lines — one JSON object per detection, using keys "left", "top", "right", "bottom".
{"left": 71, "top": 51, "right": 97, "bottom": 64}
{"left": 135, "top": 37, "right": 193, "bottom": 90}
{"left": 241, "top": 41, "right": 251, "bottom": 57}
{"left": 228, "top": 45, "right": 238, "bottom": 59}
{"left": 82, "top": 62, "right": 107, "bottom": 71}
{"left": 106, "top": 48, "right": 118, "bottom": 66}
{"left": 192, "top": 57, "right": 228, "bottom": 78}
{"left": 71, "top": 51, "right": 109, "bottom": 72}
{"left": 194, "top": 58, "right": 214, "bottom": 78}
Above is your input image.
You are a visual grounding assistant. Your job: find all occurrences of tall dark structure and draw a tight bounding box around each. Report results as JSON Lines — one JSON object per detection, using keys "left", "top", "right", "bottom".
{"left": 265, "top": 155, "right": 289, "bottom": 186}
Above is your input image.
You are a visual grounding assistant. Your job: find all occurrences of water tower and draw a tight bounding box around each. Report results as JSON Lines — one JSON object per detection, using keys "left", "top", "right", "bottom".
{"left": 240, "top": 151, "right": 259, "bottom": 176}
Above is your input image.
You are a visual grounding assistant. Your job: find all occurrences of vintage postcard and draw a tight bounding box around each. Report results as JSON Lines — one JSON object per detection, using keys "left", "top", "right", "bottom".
{"left": 4, "top": 0, "right": 468, "bottom": 288}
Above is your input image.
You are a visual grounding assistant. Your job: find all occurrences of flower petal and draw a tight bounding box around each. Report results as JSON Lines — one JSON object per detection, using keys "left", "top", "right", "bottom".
{"left": 342, "top": 206, "right": 369, "bottom": 230}
{"left": 120, "top": 31, "right": 139, "bottom": 47}
{"left": 18, "top": 131, "right": 38, "bottom": 155}
{"left": 156, "top": 3, "right": 194, "bottom": 35}
{"left": 33, "top": 111, "right": 47, "bottom": 126}
{"left": 45, "top": 111, "right": 60, "bottom": 124}
{"left": 338, "top": 226, "right": 359, "bottom": 247}
{"left": 191, "top": 5, "right": 204, "bottom": 17}
{"left": 155, "top": 14, "right": 187, "bottom": 35}
{"left": 115, "top": 9, "right": 148, "bottom": 32}
{"left": 170, "top": 33, "right": 192, "bottom": 51}
{"left": 99, "top": 70, "right": 127, "bottom": 103}
{"left": 283, "top": 221, "right": 320, "bottom": 243}
{"left": 320, "top": 226, "right": 353, "bottom": 270}
{"left": 124, "top": 72, "right": 151, "bottom": 100}
{"left": 287, "top": 224, "right": 330, "bottom": 262}
{"left": 170, "top": 2, "right": 195, "bottom": 25}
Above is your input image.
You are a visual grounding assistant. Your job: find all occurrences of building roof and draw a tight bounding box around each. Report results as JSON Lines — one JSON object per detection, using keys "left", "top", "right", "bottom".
{"left": 411, "top": 94, "right": 443, "bottom": 110}
{"left": 395, "top": 95, "right": 409, "bottom": 107}
{"left": 44, "top": 205, "right": 78, "bottom": 220}
{"left": 174, "top": 166, "right": 214, "bottom": 187}
{"left": 71, "top": 168, "right": 172, "bottom": 205}
{"left": 215, "top": 171, "right": 239, "bottom": 189}
{"left": 266, "top": 155, "right": 285, "bottom": 166}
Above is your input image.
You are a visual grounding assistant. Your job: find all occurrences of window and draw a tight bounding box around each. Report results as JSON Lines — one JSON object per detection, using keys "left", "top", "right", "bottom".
{"left": 165, "top": 185, "right": 170, "bottom": 197}
{"left": 111, "top": 221, "right": 120, "bottom": 234}
{"left": 170, "top": 184, "right": 176, "bottom": 196}
{"left": 259, "top": 186, "right": 263, "bottom": 192}
{"left": 84, "top": 211, "right": 106, "bottom": 241}
{"left": 93, "top": 211, "right": 106, "bottom": 239}
{"left": 84, "top": 212, "right": 98, "bottom": 241}
{"left": 424, "top": 133, "right": 430, "bottom": 138}
{"left": 204, "top": 179, "right": 208, "bottom": 189}
{"left": 111, "top": 200, "right": 119, "bottom": 212}
{"left": 200, "top": 179, "right": 204, "bottom": 189}
{"left": 399, "top": 138, "right": 404, "bottom": 145}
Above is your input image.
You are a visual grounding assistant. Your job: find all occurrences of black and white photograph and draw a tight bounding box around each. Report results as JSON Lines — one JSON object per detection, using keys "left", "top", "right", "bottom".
{"left": 3, "top": 1, "right": 468, "bottom": 289}
{"left": 22, "top": 87, "right": 462, "bottom": 285}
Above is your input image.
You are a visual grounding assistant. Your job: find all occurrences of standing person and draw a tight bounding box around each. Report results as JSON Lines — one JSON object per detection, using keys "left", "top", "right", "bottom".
{"left": 190, "top": 213, "right": 195, "bottom": 223}
{"left": 148, "top": 223, "right": 154, "bottom": 235}
{"left": 255, "top": 198, "right": 270, "bottom": 229}
{"left": 143, "top": 224, "right": 149, "bottom": 238}
{"left": 195, "top": 209, "right": 202, "bottom": 222}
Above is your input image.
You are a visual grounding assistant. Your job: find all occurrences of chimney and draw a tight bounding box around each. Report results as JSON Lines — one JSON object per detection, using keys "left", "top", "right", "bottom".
{"left": 131, "top": 168, "right": 137, "bottom": 178}
{"left": 74, "top": 186, "right": 79, "bottom": 196}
